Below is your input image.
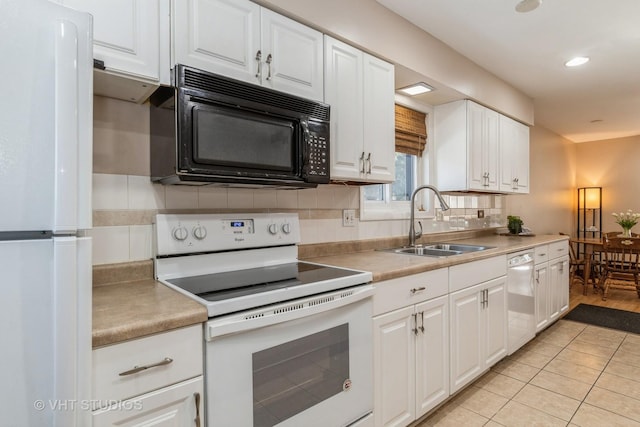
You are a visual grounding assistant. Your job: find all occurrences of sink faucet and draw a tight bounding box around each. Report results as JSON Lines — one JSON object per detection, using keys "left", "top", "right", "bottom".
{"left": 409, "top": 185, "right": 450, "bottom": 247}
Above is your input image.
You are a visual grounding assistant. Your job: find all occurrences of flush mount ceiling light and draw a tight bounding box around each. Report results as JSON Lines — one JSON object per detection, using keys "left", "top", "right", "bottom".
{"left": 565, "top": 56, "right": 590, "bottom": 67}
{"left": 515, "top": 0, "right": 542, "bottom": 13}
{"left": 398, "top": 82, "right": 434, "bottom": 96}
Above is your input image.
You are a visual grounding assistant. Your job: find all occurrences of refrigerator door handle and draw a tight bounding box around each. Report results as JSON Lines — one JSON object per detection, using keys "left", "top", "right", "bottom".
{"left": 54, "top": 19, "right": 80, "bottom": 233}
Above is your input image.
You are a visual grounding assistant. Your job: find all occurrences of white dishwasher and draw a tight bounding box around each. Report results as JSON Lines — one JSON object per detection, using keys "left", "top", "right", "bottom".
{"left": 507, "top": 250, "right": 535, "bottom": 354}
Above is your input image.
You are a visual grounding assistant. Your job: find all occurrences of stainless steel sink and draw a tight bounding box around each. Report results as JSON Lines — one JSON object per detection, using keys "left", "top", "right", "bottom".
{"left": 389, "top": 246, "right": 463, "bottom": 257}
{"left": 380, "top": 242, "right": 494, "bottom": 258}
{"left": 424, "top": 243, "right": 493, "bottom": 252}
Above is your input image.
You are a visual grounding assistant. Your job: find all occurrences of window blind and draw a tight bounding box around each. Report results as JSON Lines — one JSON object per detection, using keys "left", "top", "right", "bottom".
{"left": 395, "top": 104, "right": 427, "bottom": 156}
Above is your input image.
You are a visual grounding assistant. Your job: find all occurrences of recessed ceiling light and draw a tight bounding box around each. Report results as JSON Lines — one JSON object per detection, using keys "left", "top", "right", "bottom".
{"left": 515, "top": 0, "right": 542, "bottom": 13}
{"left": 565, "top": 57, "right": 590, "bottom": 67}
{"left": 398, "top": 82, "right": 434, "bottom": 96}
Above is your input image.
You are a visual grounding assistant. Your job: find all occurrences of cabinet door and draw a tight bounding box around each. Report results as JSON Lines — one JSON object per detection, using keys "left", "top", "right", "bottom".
{"left": 549, "top": 256, "right": 570, "bottom": 320}
{"left": 92, "top": 377, "right": 203, "bottom": 427}
{"left": 513, "top": 122, "right": 530, "bottom": 192}
{"left": 484, "top": 108, "right": 500, "bottom": 191}
{"left": 467, "top": 102, "right": 487, "bottom": 190}
{"left": 324, "top": 37, "right": 364, "bottom": 181}
{"left": 173, "top": 0, "right": 261, "bottom": 85}
{"left": 415, "top": 296, "right": 449, "bottom": 419}
{"left": 499, "top": 116, "right": 530, "bottom": 193}
{"left": 373, "top": 306, "right": 416, "bottom": 427}
{"left": 484, "top": 277, "right": 508, "bottom": 368}
{"left": 548, "top": 261, "right": 561, "bottom": 322}
{"left": 499, "top": 115, "right": 517, "bottom": 192}
{"left": 363, "top": 54, "right": 395, "bottom": 183}
{"left": 534, "top": 263, "right": 550, "bottom": 332}
{"left": 62, "top": 0, "right": 160, "bottom": 80}
{"left": 556, "top": 256, "right": 570, "bottom": 315}
{"left": 449, "top": 284, "right": 483, "bottom": 394}
{"left": 261, "top": 9, "right": 324, "bottom": 101}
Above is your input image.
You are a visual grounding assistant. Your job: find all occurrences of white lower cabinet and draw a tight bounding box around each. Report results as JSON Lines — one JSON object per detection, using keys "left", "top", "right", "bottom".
{"left": 92, "top": 325, "right": 204, "bottom": 427}
{"left": 92, "top": 377, "right": 203, "bottom": 427}
{"left": 449, "top": 277, "right": 507, "bottom": 394}
{"left": 534, "top": 241, "right": 570, "bottom": 333}
{"left": 372, "top": 269, "right": 449, "bottom": 427}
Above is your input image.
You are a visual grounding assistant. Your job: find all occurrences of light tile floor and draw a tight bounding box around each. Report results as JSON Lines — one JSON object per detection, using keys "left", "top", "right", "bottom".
{"left": 417, "top": 319, "right": 640, "bottom": 426}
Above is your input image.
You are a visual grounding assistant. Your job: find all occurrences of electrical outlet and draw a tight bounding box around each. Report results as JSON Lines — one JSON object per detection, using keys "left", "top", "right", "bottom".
{"left": 343, "top": 209, "right": 356, "bottom": 227}
{"left": 477, "top": 209, "right": 485, "bottom": 218}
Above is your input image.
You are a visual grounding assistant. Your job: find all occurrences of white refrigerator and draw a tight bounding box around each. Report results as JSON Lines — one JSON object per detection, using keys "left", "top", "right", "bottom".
{"left": 0, "top": 1, "right": 93, "bottom": 426}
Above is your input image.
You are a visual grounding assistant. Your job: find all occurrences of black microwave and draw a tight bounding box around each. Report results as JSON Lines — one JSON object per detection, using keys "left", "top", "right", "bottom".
{"left": 150, "top": 65, "right": 330, "bottom": 189}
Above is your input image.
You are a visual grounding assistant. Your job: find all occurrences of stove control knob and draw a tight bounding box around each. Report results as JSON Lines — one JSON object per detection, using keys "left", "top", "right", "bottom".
{"left": 268, "top": 223, "right": 278, "bottom": 235}
{"left": 172, "top": 226, "right": 188, "bottom": 241}
{"left": 193, "top": 225, "right": 207, "bottom": 240}
{"left": 281, "top": 223, "right": 291, "bottom": 234}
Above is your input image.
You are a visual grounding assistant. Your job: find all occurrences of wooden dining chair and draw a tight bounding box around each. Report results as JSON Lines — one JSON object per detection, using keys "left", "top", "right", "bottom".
{"left": 599, "top": 235, "right": 640, "bottom": 301}
{"left": 559, "top": 233, "right": 587, "bottom": 293}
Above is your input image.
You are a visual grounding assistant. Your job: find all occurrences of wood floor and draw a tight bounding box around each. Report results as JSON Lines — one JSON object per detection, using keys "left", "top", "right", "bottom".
{"left": 569, "top": 278, "right": 640, "bottom": 313}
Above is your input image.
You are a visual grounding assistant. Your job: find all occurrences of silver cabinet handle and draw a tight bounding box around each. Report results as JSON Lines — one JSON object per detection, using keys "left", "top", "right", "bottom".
{"left": 255, "top": 50, "right": 262, "bottom": 79}
{"left": 118, "top": 357, "right": 173, "bottom": 376}
{"left": 359, "top": 152, "right": 365, "bottom": 173}
{"left": 266, "top": 54, "right": 273, "bottom": 80}
{"left": 412, "top": 313, "right": 419, "bottom": 335}
{"left": 366, "top": 152, "right": 372, "bottom": 174}
{"left": 419, "top": 311, "right": 425, "bottom": 333}
{"left": 194, "top": 392, "right": 201, "bottom": 427}
{"left": 410, "top": 287, "right": 426, "bottom": 294}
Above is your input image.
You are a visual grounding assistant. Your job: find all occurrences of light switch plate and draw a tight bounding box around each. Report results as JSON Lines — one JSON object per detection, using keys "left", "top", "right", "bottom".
{"left": 343, "top": 209, "right": 356, "bottom": 227}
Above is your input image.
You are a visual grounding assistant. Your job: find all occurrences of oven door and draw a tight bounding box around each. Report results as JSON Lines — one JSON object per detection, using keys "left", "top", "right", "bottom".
{"left": 205, "top": 286, "right": 373, "bottom": 427}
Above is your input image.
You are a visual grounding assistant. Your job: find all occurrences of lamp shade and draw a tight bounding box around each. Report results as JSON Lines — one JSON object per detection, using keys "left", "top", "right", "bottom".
{"left": 584, "top": 188, "right": 601, "bottom": 209}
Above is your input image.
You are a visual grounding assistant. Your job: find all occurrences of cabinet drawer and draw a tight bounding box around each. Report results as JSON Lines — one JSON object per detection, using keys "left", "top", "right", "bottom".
{"left": 373, "top": 268, "right": 448, "bottom": 316}
{"left": 534, "top": 245, "right": 549, "bottom": 264}
{"left": 549, "top": 241, "right": 569, "bottom": 259}
{"left": 93, "top": 325, "right": 203, "bottom": 404}
{"left": 449, "top": 255, "right": 507, "bottom": 293}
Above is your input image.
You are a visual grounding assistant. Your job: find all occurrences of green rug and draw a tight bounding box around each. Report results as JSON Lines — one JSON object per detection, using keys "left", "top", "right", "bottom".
{"left": 563, "top": 303, "right": 640, "bottom": 334}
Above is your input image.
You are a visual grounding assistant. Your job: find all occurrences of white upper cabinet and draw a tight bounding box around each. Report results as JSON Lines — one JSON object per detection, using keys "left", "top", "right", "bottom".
{"left": 435, "top": 100, "right": 499, "bottom": 192}
{"left": 173, "top": 0, "right": 324, "bottom": 101}
{"left": 435, "top": 99, "right": 529, "bottom": 194}
{"left": 60, "top": 0, "right": 162, "bottom": 102}
{"left": 325, "top": 36, "right": 395, "bottom": 183}
{"left": 499, "top": 115, "right": 530, "bottom": 193}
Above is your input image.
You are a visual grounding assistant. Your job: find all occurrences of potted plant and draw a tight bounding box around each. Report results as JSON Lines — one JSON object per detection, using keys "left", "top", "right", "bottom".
{"left": 507, "top": 215, "right": 524, "bottom": 235}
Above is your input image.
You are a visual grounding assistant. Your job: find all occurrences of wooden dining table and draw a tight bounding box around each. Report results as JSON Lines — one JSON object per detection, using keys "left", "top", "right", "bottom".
{"left": 570, "top": 237, "right": 603, "bottom": 293}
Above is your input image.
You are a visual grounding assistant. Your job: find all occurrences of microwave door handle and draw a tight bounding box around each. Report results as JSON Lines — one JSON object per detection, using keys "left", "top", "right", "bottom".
{"left": 301, "top": 121, "right": 311, "bottom": 169}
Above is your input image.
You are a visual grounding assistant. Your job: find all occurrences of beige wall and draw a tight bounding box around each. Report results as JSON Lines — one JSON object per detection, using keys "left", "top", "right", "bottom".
{"left": 505, "top": 126, "right": 575, "bottom": 235}
{"left": 575, "top": 135, "right": 640, "bottom": 232}
{"left": 256, "top": 0, "right": 534, "bottom": 125}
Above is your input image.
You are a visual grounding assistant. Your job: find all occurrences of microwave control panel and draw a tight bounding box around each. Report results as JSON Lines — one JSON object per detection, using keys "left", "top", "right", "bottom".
{"left": 305, "top": 120, "right": 330, "bottom": 183}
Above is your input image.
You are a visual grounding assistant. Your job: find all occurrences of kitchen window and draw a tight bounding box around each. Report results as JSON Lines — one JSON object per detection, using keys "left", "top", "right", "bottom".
{"left": 361, "top": 101, "right": 432, "bottom": 220}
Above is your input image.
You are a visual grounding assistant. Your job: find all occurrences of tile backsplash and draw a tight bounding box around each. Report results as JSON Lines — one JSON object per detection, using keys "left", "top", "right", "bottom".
{"left": 91, "top": 96, "right": 504, "bottom": 265}
{"left": 90, "top": 173, "right": 504, "bottom": 265}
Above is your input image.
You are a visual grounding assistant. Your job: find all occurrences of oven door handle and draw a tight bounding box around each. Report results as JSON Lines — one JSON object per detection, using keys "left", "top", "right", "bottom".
{"left": 206, "top": 284, "right": 374, "bottom": 340}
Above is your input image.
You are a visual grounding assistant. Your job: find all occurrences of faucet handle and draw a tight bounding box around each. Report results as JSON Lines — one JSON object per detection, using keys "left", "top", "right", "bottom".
{"left": 414, "top": 221, "right": 423, "bottom": 241}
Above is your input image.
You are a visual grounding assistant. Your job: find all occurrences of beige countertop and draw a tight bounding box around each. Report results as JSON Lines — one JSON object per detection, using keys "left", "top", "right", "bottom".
{"left": 92, "top": 279, "right": 208, "bottom": 348}
{"left": 304, "top": 234, "right": 568, "bottom": 282}
{"left": 92, "top": 233, "right": 566, "bottom": 347}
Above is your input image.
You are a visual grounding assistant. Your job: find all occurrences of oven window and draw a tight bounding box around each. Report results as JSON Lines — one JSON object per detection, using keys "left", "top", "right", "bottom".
{"left": 193, "top": 104, "right": 295, "bottom": 172}
{"left": 252, "top": 324, "right": 349, "bottom": 427}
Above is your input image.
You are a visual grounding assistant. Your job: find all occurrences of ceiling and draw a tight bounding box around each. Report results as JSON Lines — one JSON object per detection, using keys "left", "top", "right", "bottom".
{"left": 377, "top": 0, "right": 640, "bottom": 143}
